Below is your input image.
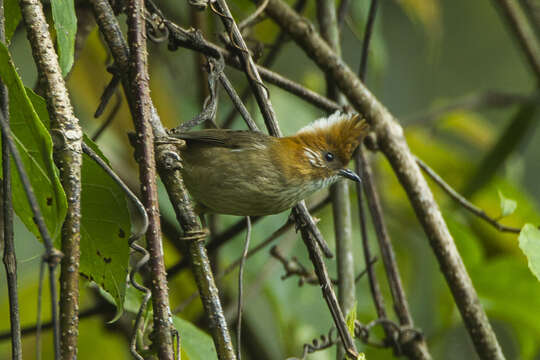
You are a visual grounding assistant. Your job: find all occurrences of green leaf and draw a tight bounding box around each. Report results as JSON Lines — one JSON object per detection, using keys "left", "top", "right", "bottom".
{"left": 173, "top": 316, "right": 218, "bottom": 360}
{"left": 519, "top": 224, "right": 540, "bottom": 282}
{"left": 498, "top": 190, "right": 517, "bottom": 218}
{"left": 4, "top": 0, "right": 22, "bottom": 44}
{"left": 80, "top": 135, "right": 130, "bottom": 320}
{"left": 0, "top": 42, "right": 67, "bottom": 241}
{"left": 346, "top": 303, "right": 357, "bottom": 338}
{"left": 50, "top": 0, "right": 77, "bottom": 76}
{"left": 26, "top": 84, "right": 130, "bottom": 318}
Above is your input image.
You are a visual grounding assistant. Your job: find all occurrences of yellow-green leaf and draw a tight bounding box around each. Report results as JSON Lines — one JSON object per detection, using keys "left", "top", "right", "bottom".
{"left": 346, "top": 302, "right": 357, "bottom": 337}
{"left": 498, "top": 190, "right": 517, "bottom": 218}
{"left": 519, "top": 224, "right": 540, "bottom": 282}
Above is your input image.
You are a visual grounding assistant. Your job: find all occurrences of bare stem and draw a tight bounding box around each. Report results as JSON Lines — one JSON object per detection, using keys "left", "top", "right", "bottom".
{"left": 0, "top": 2, "right": 22, "bottom": 358}
{"left": 17, "top": 0, "right": 84, "bottom": 357}
{"left": 126, "top": 0, "right": 175, "bottom": 358}
{"left": 236, "top": 217, "right": 251, "bottom": 360}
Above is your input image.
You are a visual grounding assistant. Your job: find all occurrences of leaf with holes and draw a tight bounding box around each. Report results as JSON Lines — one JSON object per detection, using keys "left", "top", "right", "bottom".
{"left": 25, "top": 89, "right": 131, "bottom": 318}
{"left": 80, "top": 136, "right": 130, "bottom": 320}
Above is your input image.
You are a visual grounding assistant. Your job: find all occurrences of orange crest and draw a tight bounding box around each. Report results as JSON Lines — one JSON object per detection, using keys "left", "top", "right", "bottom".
{"left": 296, "top": 112, "right": 369, "bottom": 164}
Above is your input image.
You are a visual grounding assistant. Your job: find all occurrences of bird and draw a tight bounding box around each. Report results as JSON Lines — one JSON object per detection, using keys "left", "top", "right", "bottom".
{"left": 169, "top": 112, "right": 369, "bottom": 216}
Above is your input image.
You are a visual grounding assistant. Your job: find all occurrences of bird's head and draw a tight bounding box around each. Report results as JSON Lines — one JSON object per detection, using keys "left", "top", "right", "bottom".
{"left": 289, "top": 112, "right": 369, "bottom": 185}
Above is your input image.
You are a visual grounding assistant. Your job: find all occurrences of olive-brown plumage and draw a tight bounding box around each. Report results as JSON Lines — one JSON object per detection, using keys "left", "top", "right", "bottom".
{"left": 171, "top": 112, "right": 368, "bottom": 216}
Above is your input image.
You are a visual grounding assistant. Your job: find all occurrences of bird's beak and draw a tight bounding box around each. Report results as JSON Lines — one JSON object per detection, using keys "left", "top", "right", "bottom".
{"left": 338, "top": 169, "right": 362, "bottom": 183}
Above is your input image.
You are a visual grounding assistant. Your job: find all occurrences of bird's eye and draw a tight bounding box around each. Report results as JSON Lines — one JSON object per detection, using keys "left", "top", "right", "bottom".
{"left": 325, "top": 152, "right": 335, "bottom": 162}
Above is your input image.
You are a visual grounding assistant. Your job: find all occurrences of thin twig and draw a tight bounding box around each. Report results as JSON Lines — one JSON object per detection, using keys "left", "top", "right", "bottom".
{"left": 92, "top": 91, "right": 122, "bottom": 141}
{"left": 222, "top": 0, "right": 308, "bottom": 129}
{"left": 126, "top": 0, "right": 175, "bottom": 357}
{"left": 211, "top": 0, "right": 279, "bottom": 134}
{"left": 354, "top": 149, "right": 392, "bottom": 341}
{"left": 415, "top": 156, "right": 525, "bottom": 233}
{"left": 94, "top": 73, "right": 121, "bottom": 118}
{"left": 492, "top": 0, "right": 540, "bottom": 81}
{"left": 36, "top": 260, "right": 45, "bottom": 360}
{"left": 218, "top": 71, "right": 259, "bottom": 131}
{"left": 0, "top": 3, "right": 22, "bottom": 358}
{"left": 236, "top": 216, "right": 251, "bottom": 360}
{"left": 359, "top": 149, "right": 431, "bottom": 359}
{"left": 270, "top": 246, "right": 319, "bottom": 285}
{"left": 238, "top": 0, "right": 269, "bottom": 31}
{"left": 337, "top": 0, "right": 351, "bottom": 29}
{"left": 358, "top": 0, "right": 377, "bottom": 81}
{"left": 0, "top": 303, "right": 114, "bottom": 341}
{"left": 263, "top": 1, "right": 504, "bottom": 358}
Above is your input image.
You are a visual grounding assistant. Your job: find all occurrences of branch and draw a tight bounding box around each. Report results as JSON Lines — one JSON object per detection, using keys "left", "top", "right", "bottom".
{"left": 262, "top": 1, "right": 505, "bottom": 359}
{"left": 415, "top": 157, "right": 524, "bottom": 233}
{"left": 17, "top": 0, "right": 84, "bottom": 357}
{"left": 0, "top": 3, "right": 22, "bottom": 358}
{"left": 126, "top": 0, "right": 176, "bottom": 358}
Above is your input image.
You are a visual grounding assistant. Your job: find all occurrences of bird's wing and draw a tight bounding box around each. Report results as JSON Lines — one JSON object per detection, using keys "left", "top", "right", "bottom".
{"left": 170, "top": 129, "right": 270, "bottom": 149}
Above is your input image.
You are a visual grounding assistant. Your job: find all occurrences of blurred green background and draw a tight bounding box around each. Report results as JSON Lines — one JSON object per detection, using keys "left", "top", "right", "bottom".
{"left": 1, "top": 0, "right": 539, "bottom": 359}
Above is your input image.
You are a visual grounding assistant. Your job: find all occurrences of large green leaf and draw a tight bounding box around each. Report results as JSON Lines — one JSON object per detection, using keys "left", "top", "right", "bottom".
{"left": 4, "top": 0, "right": 21, "bottom": 43}
{"left": 0, "top": 42, "right": 67, "bottom": 241}
{"left": 80, "top": 135, "right": 130, "bottom": 319}
{"left": 51, "top": 0, "right": 77, "bottom": 76}
{"left": 519, "top": 224, "right": 540, "bottom": 282}
{"left": 24, "top": 88, "right": 130, "bottom": 316}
